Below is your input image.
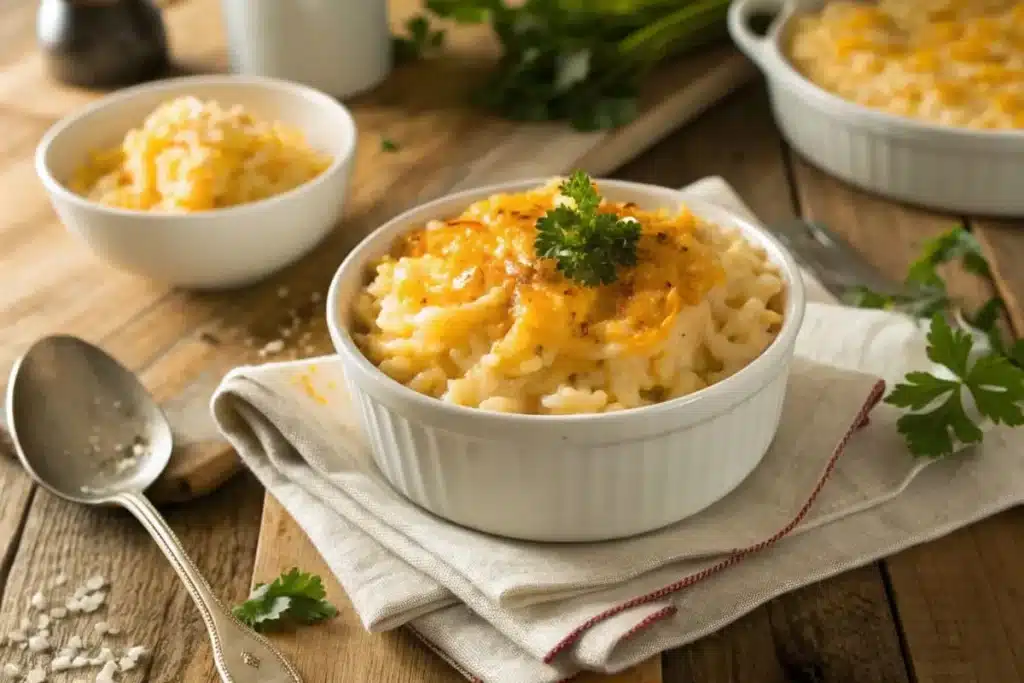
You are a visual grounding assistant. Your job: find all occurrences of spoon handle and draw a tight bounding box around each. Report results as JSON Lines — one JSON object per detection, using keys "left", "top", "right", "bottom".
{"left": 114, "top": 491, "right": 303, "bottom": 683}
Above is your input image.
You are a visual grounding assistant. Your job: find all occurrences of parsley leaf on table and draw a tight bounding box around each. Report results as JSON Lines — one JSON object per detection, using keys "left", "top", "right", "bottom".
{"left": 381, "top": 137, "right": 400, "bottom": 153}
{"left": 534, "top": 171, "right": 640, "bottom": 286}
{"left": 884, "top": 314, "right": 1024, "bottom": 458}
{"left": 232, "top": 568, "right": 338, "bottom": 632}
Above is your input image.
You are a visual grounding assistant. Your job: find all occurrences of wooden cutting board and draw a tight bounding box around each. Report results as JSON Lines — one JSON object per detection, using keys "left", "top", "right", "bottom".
{"left": 0, "top": 0, "right": 752, "bottom": 680}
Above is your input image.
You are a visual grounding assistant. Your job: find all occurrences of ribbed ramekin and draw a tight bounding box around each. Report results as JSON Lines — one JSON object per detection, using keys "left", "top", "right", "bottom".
{"left": 326, "top": 179, "right": 806, "bottom": 542}
{"left": 729, "top": 0, "right": 1024, "bottom": 217}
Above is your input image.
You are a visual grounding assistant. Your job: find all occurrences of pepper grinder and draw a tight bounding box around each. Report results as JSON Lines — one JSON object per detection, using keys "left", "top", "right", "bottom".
{"left": 36, "top": 0, "right": 170, "bottom": 89}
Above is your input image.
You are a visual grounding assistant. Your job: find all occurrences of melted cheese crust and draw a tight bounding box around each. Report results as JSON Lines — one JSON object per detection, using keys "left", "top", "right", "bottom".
{"left": 353, "top": 179, "right": 785, "bottom": 415}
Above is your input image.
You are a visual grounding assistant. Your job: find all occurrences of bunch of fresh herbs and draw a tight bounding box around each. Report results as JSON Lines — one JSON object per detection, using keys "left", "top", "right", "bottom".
{"left": 393, "top": 0, "right": 731, "bottom": 130}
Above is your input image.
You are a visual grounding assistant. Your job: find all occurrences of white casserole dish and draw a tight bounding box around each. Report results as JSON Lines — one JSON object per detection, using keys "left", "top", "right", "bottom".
{"left": 728, "top": 0, "right": 1024, "bottom": 217}
{"left": 326, "top": 179, "right": 806, "bottom": 542}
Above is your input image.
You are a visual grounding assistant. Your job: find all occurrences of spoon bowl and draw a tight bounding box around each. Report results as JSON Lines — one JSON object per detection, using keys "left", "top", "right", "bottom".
{"left": 5, "top": 334, "right": 303, "bottom": 683}
{"left": 6, "top": 334, "right": 172, "bottom": 504}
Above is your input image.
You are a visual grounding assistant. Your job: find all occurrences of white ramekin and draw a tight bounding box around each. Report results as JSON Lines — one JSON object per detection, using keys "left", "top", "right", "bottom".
{"left": 728, "top": 0, "right": 1024, "bottom": 217}
{"left": 326, "top": 179, "right": 806, "bottom": 542}
{"left": 36, "top": 75, "right": 357, "bottom": 290}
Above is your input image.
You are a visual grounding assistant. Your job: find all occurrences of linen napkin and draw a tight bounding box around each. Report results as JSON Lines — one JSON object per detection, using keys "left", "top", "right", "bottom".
{"left": 211, "top": 178, "right": 1024, "bottom": 683}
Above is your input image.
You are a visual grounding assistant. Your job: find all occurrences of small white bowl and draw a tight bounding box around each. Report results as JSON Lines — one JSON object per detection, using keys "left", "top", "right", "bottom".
{"left": 326, "top": 179, "right": 806, "bottom": 542}
{"left": 35, "top": 75, "right": 357, "bottom": 290}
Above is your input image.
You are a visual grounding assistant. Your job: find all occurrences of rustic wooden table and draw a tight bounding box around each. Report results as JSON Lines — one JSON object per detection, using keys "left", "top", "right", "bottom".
{"left": 3, "top": 2, "right": 1024, "bottom": 683}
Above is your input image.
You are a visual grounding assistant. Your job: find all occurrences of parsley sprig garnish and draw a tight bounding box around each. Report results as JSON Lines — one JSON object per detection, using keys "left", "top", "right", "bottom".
{"left": 846, "top": 224, "right": 1024, "bottom": 458}
{"left": 232, "top": 568, "right": 338, "bottom": 632}
{"left": 534, "top": 171, "right": 640, "bottom": 286}
{"left": 884, "top": 313, "right": 1024, "bottom": 458}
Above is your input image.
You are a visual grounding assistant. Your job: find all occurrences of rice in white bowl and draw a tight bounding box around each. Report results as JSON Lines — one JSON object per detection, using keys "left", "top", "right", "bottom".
{"left": 351, "top": 178, "right": 786, "bottom": 415}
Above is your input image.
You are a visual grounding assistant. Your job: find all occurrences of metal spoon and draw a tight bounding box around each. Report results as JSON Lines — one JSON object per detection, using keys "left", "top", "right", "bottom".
{"left": 5, "top": 335, "right": 302, "bottom": 683}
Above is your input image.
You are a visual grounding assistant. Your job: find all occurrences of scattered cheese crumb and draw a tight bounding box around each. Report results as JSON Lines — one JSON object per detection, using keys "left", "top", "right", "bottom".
{"left": 25, "top": 667, "right": 46, "bottom": 683}
{"left": 51, "top": 655, "right": 72, "bottom": 672}
{"left": 105, "top": 624, "right": 120, "bottom": 636}
{"left": 2, "top": 663, "right": 20, "bottom": 676}
{"left": 71, "top": 655, "right": 89, "bottom": 668}
{"left": 19, "top": 618, "right": 30, "bottom": 631}
{"left": 278, "top": 286, "right": 289, "bottom": 298}
{"left": 53, "top": 574, "right": 68, "bottom": 587}
{"left": 116, "top": 657, "right": 135, "bottom": 672}
{"left": 95, "top": 661, "right": 117, "bottom": 683}
{"left": 125, "top": 646, "right": 147, "bottom": 660}
{"left": 94, "top": 622, "right": 108, "bottom": 636}
{"left": 81, "top": 592, "right": 106, "bottom": 613}
{"left": 30, "top": 592, "right": 46, "bottom": 610}
{"left": 67, "top": 635, "right": 83, "bottom": 650}
{"left": 7, "top": 630, "right": 26, "bottom": 643}
{"left": 37, "top": 615, "right": 50, "bottom": 630}
{"left": 48, "top": 607, "right": 67, "bottom": 619}
{"left": 98, "top": 647, "right": 114, "bottom": 663}
{"left": 28, "top": 633, "right": 51, "bottom": 652}
{"left": 258, "top": 339, "right": 285, "bottom": 357}
{"left": 85, "top": 576, "right": 106, "bottom": 592}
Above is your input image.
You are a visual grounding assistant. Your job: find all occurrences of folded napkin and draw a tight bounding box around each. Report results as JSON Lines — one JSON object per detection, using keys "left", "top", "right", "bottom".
{"left": 211, "top": 178, "right": 1024, "bottom": 683}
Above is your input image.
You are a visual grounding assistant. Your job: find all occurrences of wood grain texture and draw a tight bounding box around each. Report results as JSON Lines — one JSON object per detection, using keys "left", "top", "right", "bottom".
{"left": 0, "top": 471, "right": 263, "bottom": 681}
{"left": 974, "top": 220, "right": 1024, "bottom": 334}
{"left": 786, "top": 135, "right": 1024, "bottom": 683}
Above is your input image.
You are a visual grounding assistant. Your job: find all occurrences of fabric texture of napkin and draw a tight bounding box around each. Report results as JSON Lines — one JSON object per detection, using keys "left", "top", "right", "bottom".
{"left": 211, "top": 178, "right": 1024, "bottom": 683}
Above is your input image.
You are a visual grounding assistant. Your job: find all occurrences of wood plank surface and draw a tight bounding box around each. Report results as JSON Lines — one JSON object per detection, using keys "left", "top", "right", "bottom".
{"left": 0, "top": 472, "right": 264, "bottom": 681}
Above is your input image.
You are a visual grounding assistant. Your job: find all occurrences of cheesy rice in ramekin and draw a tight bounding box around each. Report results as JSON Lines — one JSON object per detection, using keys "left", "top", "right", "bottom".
{"left": 351, "top": 178, "right": 786, "bottom": 415}
{"left": 326, "top": 178, "right": 805, "bottom": 541}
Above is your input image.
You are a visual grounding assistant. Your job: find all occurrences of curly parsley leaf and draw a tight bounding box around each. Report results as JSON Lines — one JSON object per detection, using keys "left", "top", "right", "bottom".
{"left": 884, "top": 314, "right": 1024, "bottom": 458}
{"left": 232, "top": 568, "right": 338, "bottom": 632}
{"left": 534, "top": 171, "right": 640, "bottom": 286}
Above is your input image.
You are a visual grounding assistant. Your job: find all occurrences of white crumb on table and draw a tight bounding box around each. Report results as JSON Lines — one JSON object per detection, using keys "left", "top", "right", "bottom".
{"left": 95, "top": 661, "right": 117, "bottom": 683}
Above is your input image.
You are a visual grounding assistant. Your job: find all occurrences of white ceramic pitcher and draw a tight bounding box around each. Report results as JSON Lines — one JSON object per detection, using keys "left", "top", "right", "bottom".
{"left": 219, "top": 0, "right": 391, "bottom": 99}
